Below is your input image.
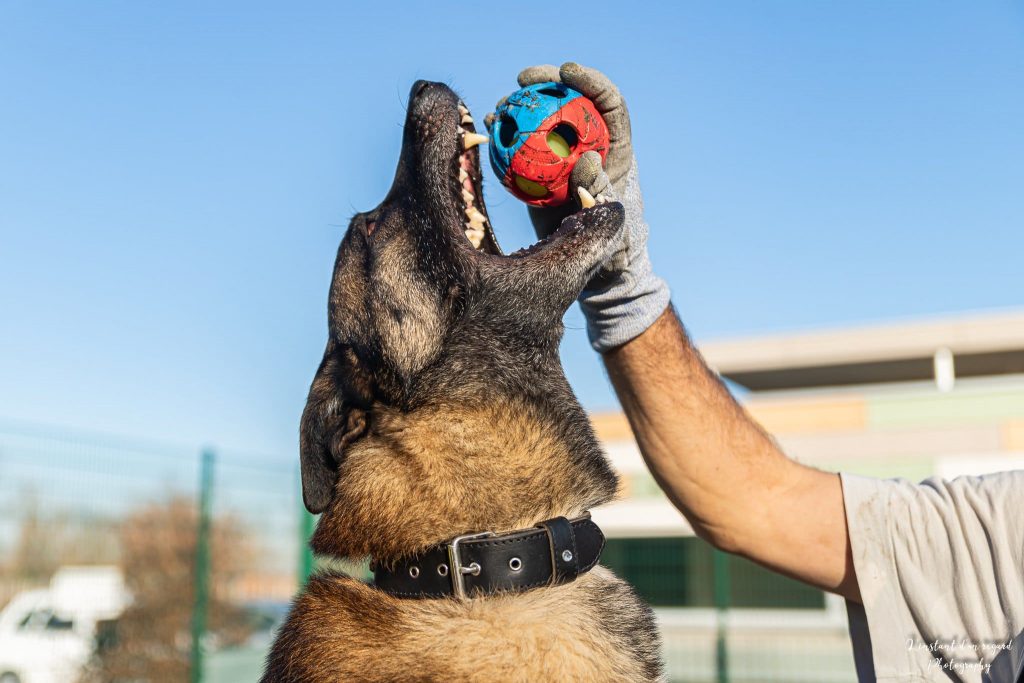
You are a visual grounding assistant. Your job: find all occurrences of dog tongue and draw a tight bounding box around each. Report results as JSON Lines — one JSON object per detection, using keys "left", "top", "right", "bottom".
{"left": 460, "top": 155, "right": 475, "bottom": 194}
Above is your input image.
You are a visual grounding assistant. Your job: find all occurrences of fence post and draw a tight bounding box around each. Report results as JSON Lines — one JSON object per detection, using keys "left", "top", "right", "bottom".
{"left": 713, "top": 549, "right": 731, "bottom": 683}
{"left": 190, "top": 449, "right": 215, "bottom": 683}
{"left": 298, "top": 465, "right": 316, "bottom": 584}
{"left": 300, "top": 509, "right": 315, "bottom": 584}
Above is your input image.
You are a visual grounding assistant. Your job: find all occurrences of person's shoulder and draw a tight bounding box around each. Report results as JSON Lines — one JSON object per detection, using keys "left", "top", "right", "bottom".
{"left": 841, "top": 469, "right": 1024, "bottom": 536}
{"left": 917, "top": 469, "right": 1024, "bottom": 501}
{"left": 844, "top": 469, "right": 1024, "bottom": 500}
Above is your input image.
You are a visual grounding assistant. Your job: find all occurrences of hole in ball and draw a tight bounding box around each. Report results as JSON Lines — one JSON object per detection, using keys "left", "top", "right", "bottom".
{"left": 537, "top": 85, "right": 567, "bottom": 98}
{"left": 513, "top": 174, "right": 549, "bottom": 198}
{"left": 498, "top": 113, "right": 518, "bottom": 148}
{"left": 546, "top": 123, "right": 578, "bottom": 159}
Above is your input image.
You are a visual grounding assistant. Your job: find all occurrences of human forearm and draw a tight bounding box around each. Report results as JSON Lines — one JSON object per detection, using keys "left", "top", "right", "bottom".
{"left": 603, "top": 306, "right": 859, "bottom": 599}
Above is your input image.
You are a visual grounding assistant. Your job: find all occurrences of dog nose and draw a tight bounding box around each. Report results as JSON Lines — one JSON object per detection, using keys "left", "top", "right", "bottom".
{"left": 410, "top": 80, "right": 432, "bottom": 100}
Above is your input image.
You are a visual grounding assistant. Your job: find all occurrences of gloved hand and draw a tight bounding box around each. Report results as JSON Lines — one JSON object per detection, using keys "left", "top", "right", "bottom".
{"left": 486, "top": 62, "right": 670, "bottom": 353}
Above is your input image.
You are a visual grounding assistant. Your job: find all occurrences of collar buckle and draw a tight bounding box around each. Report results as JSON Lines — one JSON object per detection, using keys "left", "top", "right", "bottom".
{"left": 447, "top": 530, "right": 494, "bottom": 600}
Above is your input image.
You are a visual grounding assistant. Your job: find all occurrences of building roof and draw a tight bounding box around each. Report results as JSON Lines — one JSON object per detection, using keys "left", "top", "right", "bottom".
{"left": 698, "top": 309, "right": 1024, "bottom": 391}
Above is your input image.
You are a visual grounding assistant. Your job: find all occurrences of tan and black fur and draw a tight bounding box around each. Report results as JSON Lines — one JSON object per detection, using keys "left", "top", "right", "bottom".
{"left": 262, "top": 80, "right": 663, "bottom": 682}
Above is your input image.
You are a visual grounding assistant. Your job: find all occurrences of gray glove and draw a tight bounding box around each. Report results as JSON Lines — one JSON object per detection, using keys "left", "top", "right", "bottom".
{"left": 487, "top": 62, "right": 670, "bottom": 352}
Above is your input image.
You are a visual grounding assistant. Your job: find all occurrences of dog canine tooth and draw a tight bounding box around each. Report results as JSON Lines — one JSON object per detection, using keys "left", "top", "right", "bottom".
{"left": 461, "top": 114, "right": 473, "bottom": 124}
{"left": 578, "top": 187, "right": 597, "bottom": 209}
{"left": 462, "top": 132, "right": 488, "bottom": 150}
{"left": 458, "top": 103, "right": 469, "bottom": 116}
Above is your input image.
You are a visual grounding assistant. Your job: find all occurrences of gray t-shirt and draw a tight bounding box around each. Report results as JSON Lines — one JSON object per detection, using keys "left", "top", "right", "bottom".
{"left": 841, "top": 472, "right": 1024, "bottom": 682}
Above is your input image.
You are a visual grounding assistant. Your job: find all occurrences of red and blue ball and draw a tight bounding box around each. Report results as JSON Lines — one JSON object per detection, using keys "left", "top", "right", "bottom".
{"left": 489, "top": 82, "right": 609, "bottom": 207}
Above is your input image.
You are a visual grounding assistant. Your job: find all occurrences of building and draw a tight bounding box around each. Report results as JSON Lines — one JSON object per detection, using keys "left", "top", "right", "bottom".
{"left": 591, "top": 309, "right": 1024, "bottom": 682}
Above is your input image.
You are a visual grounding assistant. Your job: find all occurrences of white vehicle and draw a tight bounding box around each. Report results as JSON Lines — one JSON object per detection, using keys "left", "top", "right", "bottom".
{"left": 0, "top": 566, "right": 128, "bottom": 683}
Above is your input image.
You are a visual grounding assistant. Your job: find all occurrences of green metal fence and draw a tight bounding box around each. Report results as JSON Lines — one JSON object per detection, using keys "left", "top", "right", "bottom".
{"left": 0, "top": 419, "right": 856, "bottom": 682}
{"left": 0, "top": 420, "right": 304, "bottom": 683}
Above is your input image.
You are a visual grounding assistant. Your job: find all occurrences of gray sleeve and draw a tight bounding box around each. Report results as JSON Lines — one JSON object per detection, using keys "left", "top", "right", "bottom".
{"left": 840, "top": 471, "right": 1024, "bottom": 682}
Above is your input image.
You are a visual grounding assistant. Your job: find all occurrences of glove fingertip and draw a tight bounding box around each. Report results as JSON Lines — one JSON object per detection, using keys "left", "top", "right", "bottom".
{"left": 570, "top": 150, "right": 603, "bottom": 183}
{"left": 517, "top": 64, "right": 560, "bottom": 87}
{"left": 570, "top": 153, "right": 613, "bottom": 203}
{"left": 560, "top": 62, "right": 615, "bottom": 96}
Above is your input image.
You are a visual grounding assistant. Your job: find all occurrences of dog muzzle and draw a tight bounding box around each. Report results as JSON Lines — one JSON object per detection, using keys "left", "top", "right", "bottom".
{"left": 373, "top": 514, "right": 605, "bottom": 600}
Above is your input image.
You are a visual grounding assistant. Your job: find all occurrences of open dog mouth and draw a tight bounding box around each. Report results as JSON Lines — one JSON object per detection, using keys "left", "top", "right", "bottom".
{"left": 444, "top": 95, "right": 607, "bottom": 260}
{"left": 452, "top": 102, "right": 502, "bottom": 255}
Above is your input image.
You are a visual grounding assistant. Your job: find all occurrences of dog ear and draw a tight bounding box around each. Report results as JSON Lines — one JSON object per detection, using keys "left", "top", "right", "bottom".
{"left": 299, "top": 344, "right": 368, "bottom": 514}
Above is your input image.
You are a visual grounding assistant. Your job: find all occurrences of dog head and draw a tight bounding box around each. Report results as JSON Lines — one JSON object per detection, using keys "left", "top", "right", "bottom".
{"left": 300, "top": 81, "right": 624, "bottom": 556}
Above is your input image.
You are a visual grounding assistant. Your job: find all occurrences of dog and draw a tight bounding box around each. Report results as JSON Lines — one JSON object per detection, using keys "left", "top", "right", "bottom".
{"left": 261, "top": 80, "right": 664, "bottom": 682}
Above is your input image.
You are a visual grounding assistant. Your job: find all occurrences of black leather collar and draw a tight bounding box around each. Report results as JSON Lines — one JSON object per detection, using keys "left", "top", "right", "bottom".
{"left": 373, "top": 514, "right": 605, "bottom": 599}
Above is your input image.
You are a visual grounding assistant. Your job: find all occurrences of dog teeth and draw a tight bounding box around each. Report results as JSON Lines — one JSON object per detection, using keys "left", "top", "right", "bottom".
{"left": 462, "top": 132, "right": 488, "bottom": 150}
{"left": 454, "top": 111, "right": 486, "bottom": 247}
{"left": 464, "top": 226, "right": 484, "bottom": 248}
{"left": 578, "top": 187, "right": 597, "bottom": 209}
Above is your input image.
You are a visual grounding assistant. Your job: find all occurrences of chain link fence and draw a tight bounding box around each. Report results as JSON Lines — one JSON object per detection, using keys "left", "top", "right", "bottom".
{"left": 0, "top": 420, "right": 301, "bottom": 683}
{"left": 0, "top": 419, "right": 855, "bottom": 682}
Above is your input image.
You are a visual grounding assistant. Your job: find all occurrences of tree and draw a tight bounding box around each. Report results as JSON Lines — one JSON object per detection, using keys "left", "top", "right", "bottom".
{"left": 4, "top": 490, "right": 119, "bottom": 582}
{"left": 83, "top": 496, "right": 255, "bottom": 683}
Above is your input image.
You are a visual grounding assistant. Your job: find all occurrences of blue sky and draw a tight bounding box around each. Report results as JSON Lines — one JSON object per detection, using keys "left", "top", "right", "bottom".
{"left": 1, "top": 2, "right": 1021, "bottom": 457}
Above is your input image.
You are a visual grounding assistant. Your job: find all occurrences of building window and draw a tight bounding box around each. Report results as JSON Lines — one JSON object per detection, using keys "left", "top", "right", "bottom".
{"left": 602, "top": 537, "right": 825, "bottom": 609}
